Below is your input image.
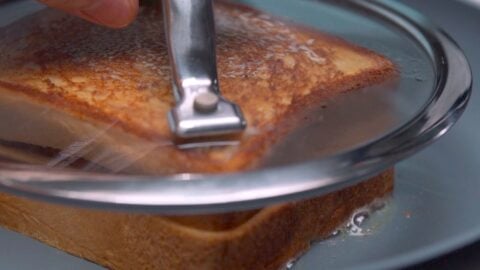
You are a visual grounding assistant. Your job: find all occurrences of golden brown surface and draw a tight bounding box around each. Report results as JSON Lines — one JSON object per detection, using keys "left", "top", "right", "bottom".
{"left": 0, "top": 170, "right": 393, "bottom": 270}
{"left": 0, "top": 1, "right": 396, "bottom": 269}
{"left": 0, "top": 1, "right": 395, "bottom": 173}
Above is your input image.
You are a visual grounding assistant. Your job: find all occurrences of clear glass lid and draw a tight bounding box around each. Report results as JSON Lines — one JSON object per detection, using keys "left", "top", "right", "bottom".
{"left": 0, "top": 0, "right": 471, "bottom": 213}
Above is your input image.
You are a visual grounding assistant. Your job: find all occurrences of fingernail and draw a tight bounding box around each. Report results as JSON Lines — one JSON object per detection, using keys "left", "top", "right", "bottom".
{"left": 79, "top": 0, "right": 138, "bottom": 28}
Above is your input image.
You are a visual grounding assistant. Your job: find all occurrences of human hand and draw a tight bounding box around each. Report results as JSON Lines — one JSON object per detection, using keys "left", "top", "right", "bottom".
{"left": 38, "top": 0, "right": 139, "bottom": 28}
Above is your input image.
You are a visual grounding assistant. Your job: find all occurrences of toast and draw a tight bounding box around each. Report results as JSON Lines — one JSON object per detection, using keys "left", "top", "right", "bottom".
{"left": 0, "top": 1, "right": 395, "bottom": 269}
{"left": 0, "top": 1, "right": 394, "bottom": 174}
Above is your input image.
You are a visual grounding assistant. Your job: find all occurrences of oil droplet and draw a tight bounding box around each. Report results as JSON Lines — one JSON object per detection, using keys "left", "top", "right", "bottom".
{"left": 283, "top": 258, "right": 298, "bottom": 270}
{"left": 353, "top": 211, "right": 369, "bottom": 227}
{"left": 331, "top": 229, "right": 341, "bottom": 237}
{"left": 343, "top": 198, "right": 390, "bottom": 237}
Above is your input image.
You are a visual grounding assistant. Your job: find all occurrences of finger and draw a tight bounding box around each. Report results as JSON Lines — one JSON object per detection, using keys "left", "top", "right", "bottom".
{"left": 39, "top": 0, "right": 139, "bottom": 28}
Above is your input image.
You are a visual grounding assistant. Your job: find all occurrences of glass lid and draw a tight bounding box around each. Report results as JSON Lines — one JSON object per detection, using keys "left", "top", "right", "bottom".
{"left": 0, "top": 0, "right": 471, "bottom": 213}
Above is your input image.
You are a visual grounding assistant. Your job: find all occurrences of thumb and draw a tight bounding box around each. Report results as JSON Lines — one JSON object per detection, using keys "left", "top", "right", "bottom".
{"left": 39, "top": 0, "right": 139, "bottom": 28}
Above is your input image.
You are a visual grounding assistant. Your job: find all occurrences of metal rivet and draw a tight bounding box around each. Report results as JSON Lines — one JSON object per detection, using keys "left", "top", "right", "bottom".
{"left": 194, "top": 92, "right": 220, "bottom": 113}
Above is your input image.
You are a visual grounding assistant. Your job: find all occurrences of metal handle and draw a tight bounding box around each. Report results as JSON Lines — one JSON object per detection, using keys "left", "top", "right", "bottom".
{"left": 162, "top": 0, "right": 247, "bottom": 138}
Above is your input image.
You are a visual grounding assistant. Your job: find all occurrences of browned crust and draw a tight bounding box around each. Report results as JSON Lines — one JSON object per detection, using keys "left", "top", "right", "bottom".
{"left": 0, "top": 170, "right": 393, "bottom": 270}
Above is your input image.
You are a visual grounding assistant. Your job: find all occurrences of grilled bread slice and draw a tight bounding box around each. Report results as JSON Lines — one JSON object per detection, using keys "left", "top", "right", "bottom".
{"left": 0, "top": 1, "right": 394, "bottom": 174}
{"left": 0, "top": 1, "right": 395, "bottom": 269}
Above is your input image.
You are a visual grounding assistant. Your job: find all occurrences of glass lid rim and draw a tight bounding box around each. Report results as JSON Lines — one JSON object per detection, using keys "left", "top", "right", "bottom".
{"left": 0, "top": 0, "right": 472, "bottom": 214}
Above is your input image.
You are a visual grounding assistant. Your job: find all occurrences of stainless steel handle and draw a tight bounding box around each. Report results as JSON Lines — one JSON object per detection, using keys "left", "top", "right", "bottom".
{"left": 163, "top": 0, "right": 247, "bottom": 138}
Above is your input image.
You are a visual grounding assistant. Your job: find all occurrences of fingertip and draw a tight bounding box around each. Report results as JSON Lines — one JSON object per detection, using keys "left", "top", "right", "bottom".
{"left": 78, "top": 0, "right": 140, "bottom": 28}
{"left": 116, "top": 0, "right": 140, "bottom": 28}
